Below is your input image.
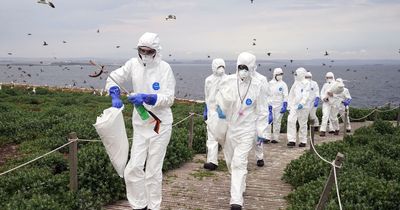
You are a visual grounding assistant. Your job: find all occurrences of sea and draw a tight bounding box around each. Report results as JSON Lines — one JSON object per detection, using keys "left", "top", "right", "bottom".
{"left": 1, "top": 59, "right": 400, "bottom": 108}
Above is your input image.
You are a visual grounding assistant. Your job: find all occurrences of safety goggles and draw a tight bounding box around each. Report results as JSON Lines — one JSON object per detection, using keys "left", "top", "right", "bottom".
{"left": 238, "top": 65, "right": 249, "bottom": 71}
{"left": 275, "top": 73, "right": 283, "bottom": 76}
{"left": 217, "top": 65, "right": 225, "bottom": 69}
{"left": 326, "top": 77, "right": 333, "bottom": 79}
{"left": 138, "top": 46, "right": 156, "bottom": 56}
{"left": 305, "top": 76, "right": 311, "bottom": 79}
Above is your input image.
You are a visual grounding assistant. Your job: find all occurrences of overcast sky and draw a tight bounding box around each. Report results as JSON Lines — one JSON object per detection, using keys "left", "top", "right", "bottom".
{"left": 1, "top": 0, "right": 400, "bottom": 60}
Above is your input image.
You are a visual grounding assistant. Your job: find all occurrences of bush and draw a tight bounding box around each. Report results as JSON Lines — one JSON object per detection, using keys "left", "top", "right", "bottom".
{"left": 283, "top": 119, "right": 400, "bottom": 209}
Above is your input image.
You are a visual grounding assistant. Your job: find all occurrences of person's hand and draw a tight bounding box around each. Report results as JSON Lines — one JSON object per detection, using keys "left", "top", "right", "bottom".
{"left": 268, "top": 105, "right": 273, "bottom": 124}
{"left": 216, "top": 105, "right": 226, "bottom": 119}
{"left": 343, "top": 98, "right": 352, "bottom": 107}
{"left": 280, "top": 102, "right": 288, "bottom": 113}
{"left": 314, "top": 97, "right": 320, "bottom": 107}
{"left": 109, "top": 86, "right": 123, "bottom": 108}
{"left": 143, "top": 94, "right": 157, "bottom": 105}
{"left": 203, "top": 104, "right": 208, "bottom": 121}
{"left": 128, "top": 93, "right": 146, "bottom": 105}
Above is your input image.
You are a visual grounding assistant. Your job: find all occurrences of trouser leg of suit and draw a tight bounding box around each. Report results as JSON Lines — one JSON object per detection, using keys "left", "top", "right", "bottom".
{"left": 298, "top": 108, "right": 310, "bottom": 144}
{"left": 124, "top": 125, "right": 172, "bottom": 210}
{"left": 224, "top": 132, "right": 254, "bottom": 206}
{"left": 330, "top": 107, "right": 340, "bottom": 131}
{"left": 320, "top": 103, "right": 331, "bottom": 132}
{"left": 265, "top": 121, "right": 272, "bottom": 140}
{"left": 309, "top": 106, "right": 319, "bottom": 126}
{"left": 254, "top": 137, "right": 263, "bottom": 161}
{"left": 287, "top": 109, "right": 298, "bottom": 143}
{"left": 338, "top": 109, "right": 351, "bottom": 130}
{"left": 272, "top": 106, "right": 283, "bottom": 142}
{"left": 206, "top": 125, "right": 219, "bottom": 165}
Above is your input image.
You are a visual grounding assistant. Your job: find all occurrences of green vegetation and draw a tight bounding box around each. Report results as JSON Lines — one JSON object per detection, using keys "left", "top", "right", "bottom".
{"left": 283, "top": 120, "right": 400, "bottom": 210}
{"left": 0, "top": 85, "right": 205, "bottom": 209}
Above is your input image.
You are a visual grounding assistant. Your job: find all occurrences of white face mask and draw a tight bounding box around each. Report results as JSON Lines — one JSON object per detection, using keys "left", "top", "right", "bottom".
{"left": 238, "top": 70, "right": 249, "bottom": 80}
{"left": 140, "top": 54, "right": 154, "bottom": 64}
{"left": 275, "top": 75, "right": 283, "bottom": 81}
{"left": 215, "top": 67, "right": 225, "bottom": 76}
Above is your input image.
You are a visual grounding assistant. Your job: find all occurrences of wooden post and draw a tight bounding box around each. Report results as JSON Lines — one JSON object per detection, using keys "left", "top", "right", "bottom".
{"left": 374, "top": 106, "right": 378, "bottom": 121}
{"left": 388, "top": 102, "right": 391, "bottom": 109}
{"left": 188, "top": 113, "right": 194, "bottom": 149}
{"left": 397, "top": 104, "right": 400, "bottom": 127}
{"left": 343, "top": 109, "right": 348, "bottom": 138}
{"left": 316, "top": 152, "right": 345, "bottom": 210}
{"left": 68, "top": 132, "right": 78, "bottom": 192}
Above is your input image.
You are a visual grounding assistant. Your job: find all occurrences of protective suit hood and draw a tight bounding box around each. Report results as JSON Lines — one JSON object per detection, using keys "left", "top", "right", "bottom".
{"left": 137, "top": 32, "right": 162, "bottom": 66}
{"left": 326, "top": 72, "right": 335, "bottom": 80}
{"left": 236, "top": 52, "right": 256, "bottom": 73}
{"left": 273, "top": 68, "right": 283, "bottom": 76}
{"left": 212, "top": 58, "right": 226, "bottom": 75}
{"left": 295, "top": 67, "right": 307, "bottom": 82}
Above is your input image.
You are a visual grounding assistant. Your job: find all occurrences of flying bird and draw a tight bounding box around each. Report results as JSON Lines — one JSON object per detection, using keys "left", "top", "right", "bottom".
{"left": 8, "top": 53, "right": 12, "bottom": 55}
{"left": 27, "top": 33, "right": 32, "bottom": 36}
{"left": 43, "top": 41, "right": 48, "bottom": 46}
{"left": 207, "top": 55, "right": 210, "bottom": 58}
{"left": 165, "top": 15, "right": 176, "bottom": 20}
{"left": 324, "top": 51, "right": 329, "bottom": 56}
{"left": 250, "top": 0, "right": 254, "bottom": 3}
{"left": 97, "top": 29, "right": 100, "bottom": 33}
{"left": 252, "top": 42, "right": 256, "bottom": 46}
{"left": 253, "top": 38, "right": 256, "bottom": 41}
{"left": 266, "top": 52, "right": 271, "bottom": 56}
{"left": 290, "top": 59, "right": 293, "bottom": 63}
{"left": 62, "top": 40, "right": 67, "bottom": 43}
{"left": 37, "top": 0, "right": 55, "bottom": 8}
{"left": 116, "top": 46, "right": 120, "bottom": 48}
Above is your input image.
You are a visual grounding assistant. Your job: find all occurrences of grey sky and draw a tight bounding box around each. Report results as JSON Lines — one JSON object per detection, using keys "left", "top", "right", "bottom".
{"left": 1, "top": 0, "right": 400, "bottom": 60}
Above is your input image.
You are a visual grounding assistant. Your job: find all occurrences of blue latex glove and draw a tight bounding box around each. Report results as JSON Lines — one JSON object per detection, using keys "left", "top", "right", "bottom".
{"left": 297, "top": 104, "right": 304, "bottom": 110}
{"left": 143, "top": 94, "right": 157, "bottom": 105}
{"left": 257, "top": 136, "right": 265, "bottom": 146}
{"left": 216, "top": 105, "right": 226, "bottom": 119}
{"left": 314, "top": 97, "right": 320, "bottom": 107}
{"left": 280, "top": 101, "right": 288, "bottom": 113}
{"left": 128, "top": 93, "right": 146, "bottom": 105}
{"left": 109, "top": 86, "right": 123, "bottom": 108}
{"left": 203, "top": 104, "right": 208, "bottom": 121}
{"left": 268, "top": 105, "right": 273, "bottom": 124}
{"left": 343, "top": 98, "right": 352, "bottom": 106}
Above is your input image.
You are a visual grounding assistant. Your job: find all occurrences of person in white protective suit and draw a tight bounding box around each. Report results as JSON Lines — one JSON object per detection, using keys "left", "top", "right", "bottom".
{"left": 215, "top": 52, "right": 269, "bottom": 210}
{"left": 266, "top": 68, "right": 288, "bottom": 144}
{"left": 251, "top": 69, "right": 273, "bottom": 167}
{"left": 305, "top": 72, "right": 320, "bottom": 130}
{"left": 105, "top": 32, "right": 175, "bottom": 210}
{"left": 319, "top": 72, "right": 340, "bottom": 137}
{"left": 328, "top": 78, "right": 352, "bottom": 132}
{"left": 286, "top": 67, "right": 311, "bottom": 147}
{"left": 203, "top": 58, "right": 227, "bottom": 171}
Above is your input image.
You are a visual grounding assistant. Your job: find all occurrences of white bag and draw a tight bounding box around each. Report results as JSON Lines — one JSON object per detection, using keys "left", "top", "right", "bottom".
{"left": 93, "top": 106, "right": 129, "bottom": 178}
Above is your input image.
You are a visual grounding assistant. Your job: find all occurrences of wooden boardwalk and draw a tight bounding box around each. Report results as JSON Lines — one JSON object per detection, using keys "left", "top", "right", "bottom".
{"left": 105, "top": 122, "right": 371, "bottom": 210}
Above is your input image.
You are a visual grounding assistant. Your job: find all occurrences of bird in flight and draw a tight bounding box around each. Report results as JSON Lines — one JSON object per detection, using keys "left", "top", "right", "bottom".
{"left": 62, "top": 41, "right": 67, "bottom": 43}
{"left": 27, "top": 33, "right": 32, "bottom": 36}
{"left": 37, "top": 0, "right": 55, "bottom": 8}
{"left": 43, "top": 41, "right": 48, "bottom": 46}
{"left": 97, "top": 29, "right": 100, "bottom": 33}
{"left": 165, "top": 15, "right": 176, "bottom": 21}
{"left": 266, "top": 52, "right": 271, "bottom": 56}
{"left": 324, "top": 51, "right": 329, "bottom": 56}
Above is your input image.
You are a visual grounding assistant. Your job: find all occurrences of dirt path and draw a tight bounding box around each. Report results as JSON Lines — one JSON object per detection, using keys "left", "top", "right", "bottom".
{"left": 105, "top": 122, "right": 372, "bottom": 210}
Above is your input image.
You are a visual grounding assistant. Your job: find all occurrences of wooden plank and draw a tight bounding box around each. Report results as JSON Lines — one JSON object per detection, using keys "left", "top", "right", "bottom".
{"left": 68, "top": 132, "right": 78, "bottom": 192}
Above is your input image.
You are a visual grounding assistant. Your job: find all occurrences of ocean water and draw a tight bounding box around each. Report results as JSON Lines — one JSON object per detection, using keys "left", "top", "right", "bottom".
{"left": 1, "top": 61, "right": 400, "bottom": 108}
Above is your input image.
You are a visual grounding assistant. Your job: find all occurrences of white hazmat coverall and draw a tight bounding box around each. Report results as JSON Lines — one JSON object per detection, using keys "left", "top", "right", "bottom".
{"left": 252, "top": 70, "right": 269, "bottom": 161}
{"left": 329, "top": 82, "right": 352, "bottom": 131}
{"left": 216, "top": 52, "right": 268, "bottom": 206}
{"left": 287, "top": 68, "right": 311, "bottom": 144}
{"left": 320, "top": 72, "right": 339, "bottom": 133}
{"left": 105, "top": 32, "right": 175, "bottom": 210}
{"left": 267, "top": 68, "right": 288, "bottom": 142}
{"left": 306, "top": 72, "right": 320, "bottom": 127}
{"left": 204, "top": 58, "right": 227, "bottom": 165}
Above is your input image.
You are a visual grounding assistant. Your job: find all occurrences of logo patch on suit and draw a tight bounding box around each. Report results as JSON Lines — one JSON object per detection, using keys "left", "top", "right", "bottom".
{"left": 279, "top": 87, "right": 283, "bottom": 91}
{"left": 311, "top": 88, "right": 314, "bottom": 91}
{"left": 301, "top": 89, "right": 303, "bottom": 92}
{"left": 246, "top": 98, "right": 252, "bottom": 105}
{"left": 152, "top": 82, "right": 160, "bottom": 90}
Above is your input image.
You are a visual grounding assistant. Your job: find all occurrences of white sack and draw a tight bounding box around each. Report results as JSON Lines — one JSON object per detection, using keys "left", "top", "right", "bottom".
{"left": 93, "top": 106, "right": 129, "bottom": 178}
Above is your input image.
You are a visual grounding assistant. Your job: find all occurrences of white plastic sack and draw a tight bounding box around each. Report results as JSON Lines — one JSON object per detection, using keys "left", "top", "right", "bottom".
{"left": 329, "top": 80, "right": 345, "bottom": 94}
{"left": 207, "top": 111, "right": 228, "bottom": 146}
{"left": 93, "top": 106, "right": 129, "bottom": 178}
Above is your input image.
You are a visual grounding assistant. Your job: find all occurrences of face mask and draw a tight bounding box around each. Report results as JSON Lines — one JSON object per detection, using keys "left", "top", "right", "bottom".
{"left": 275, "top": 75, "right": 283, "bottom": 81}
{"left": 140, "top": 54, "right": 154, "bottom": 64}
{"left": 238, "top": 70, "right": 249, "bottom": 80}
{"left": 215, "top": 67, "right": 225, "bottom": 76}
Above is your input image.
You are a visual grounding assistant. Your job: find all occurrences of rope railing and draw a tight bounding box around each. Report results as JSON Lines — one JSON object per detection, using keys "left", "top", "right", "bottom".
{"left": 348, "top": 105, "right": 399, "bottom": 121}
{"left": 0, "top": 112, "right": 200, "bottom": 176}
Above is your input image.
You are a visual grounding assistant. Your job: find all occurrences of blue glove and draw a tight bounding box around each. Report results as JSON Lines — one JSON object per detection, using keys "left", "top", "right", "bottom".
{"left": 143, "top": 94, "right": 157, "bottom": 105}
{"left": 203, "top": 104, "right": 208, "bottom": 121}
{"left": 128, "top": 93, "right": 146, "bottom": 105}
{"left": 297, "top": 104, "right": 304, "bottom": 110}
{"left": 257, "top": 136, "right": 265, "bottom": 146}
{"left": 268, "top": 105, "right": 273, "bottom": 124}
{"left": 343, "top": 98, "right": 352, "bottom": 106}
{"left": 109, "top": 86, "right": 123, "bottom": 108}
{"left": 314, "top": 97, "right": 320, "bottom": 107}
{"left": 216, "top": 105, "right": 226, "bottom": 119}
{"left": 280, "top": 101, "right": 287, "bottom": 113}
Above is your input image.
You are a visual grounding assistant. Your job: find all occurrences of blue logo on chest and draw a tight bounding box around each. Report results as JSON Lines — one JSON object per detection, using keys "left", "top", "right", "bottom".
{"left": 279, "top": 87, "right": 283, "bottom": 91}
{"left": 246, "top": 98, "right": 252, "bottom": 105}
{"left": 311, "top": 88, "right": 314, "bottom": 91}
{"left": 301, "top": 89, "right": 303, "bottom": 92}
{"left": 152, "top": 82, "right": 160, "bottom": 90}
